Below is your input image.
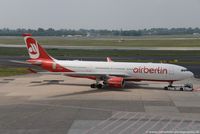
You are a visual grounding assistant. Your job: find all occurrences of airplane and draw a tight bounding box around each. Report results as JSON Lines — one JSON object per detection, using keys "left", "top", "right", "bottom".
{"left": 18, "top": 33, "right": 194, "bottom": 89}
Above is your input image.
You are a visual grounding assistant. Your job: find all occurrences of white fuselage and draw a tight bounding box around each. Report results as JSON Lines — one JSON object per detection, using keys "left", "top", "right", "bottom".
{"left": 23, "top": 35, "right": 195, "bottom": 88}
{"left": 56, "top": 60, "right": 194, "bottom": 82}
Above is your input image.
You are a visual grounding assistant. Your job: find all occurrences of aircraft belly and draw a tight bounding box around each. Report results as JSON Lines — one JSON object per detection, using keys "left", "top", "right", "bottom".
{"left": 127, "top": 73, "right": 175, "bottom": 81}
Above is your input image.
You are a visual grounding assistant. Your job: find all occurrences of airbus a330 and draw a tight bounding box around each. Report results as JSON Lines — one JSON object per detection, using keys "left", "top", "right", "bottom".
{"left": 15, "top": 34, "right": 194, "bottom": 89}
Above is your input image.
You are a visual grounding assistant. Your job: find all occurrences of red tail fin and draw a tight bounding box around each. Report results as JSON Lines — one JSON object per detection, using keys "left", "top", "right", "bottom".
{"left": 23, "top": 34, "right": 53, "bottom": 61}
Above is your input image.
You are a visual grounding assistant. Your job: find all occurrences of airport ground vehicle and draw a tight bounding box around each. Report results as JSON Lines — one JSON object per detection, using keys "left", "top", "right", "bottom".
{"left": 164, "top": 83, "right": 193, "bottom": 91}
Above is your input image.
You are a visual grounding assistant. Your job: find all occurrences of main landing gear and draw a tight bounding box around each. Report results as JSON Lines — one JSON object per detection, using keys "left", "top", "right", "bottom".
{"left": 90, "top": 78, "right": 104, "bottom": 89}
{"left": 90, "top": 83, "right": 103, "bottom": 89}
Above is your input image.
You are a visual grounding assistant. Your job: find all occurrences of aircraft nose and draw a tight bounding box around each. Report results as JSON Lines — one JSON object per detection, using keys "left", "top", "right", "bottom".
{"left": 189, "top": 71, "right": 194, "bottom": 78}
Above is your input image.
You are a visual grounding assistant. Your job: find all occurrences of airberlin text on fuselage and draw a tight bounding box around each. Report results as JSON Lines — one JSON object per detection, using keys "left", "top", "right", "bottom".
{"left": 133, "top": 67, "right": 168, "bottom": 74}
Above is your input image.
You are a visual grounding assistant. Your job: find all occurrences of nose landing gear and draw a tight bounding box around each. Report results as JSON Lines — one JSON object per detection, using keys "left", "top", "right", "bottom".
{"left": 164, "top": 81, "right": 173, "bottom": 90}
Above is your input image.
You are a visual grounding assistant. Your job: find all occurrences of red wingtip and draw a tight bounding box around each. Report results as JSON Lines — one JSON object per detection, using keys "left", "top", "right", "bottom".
{"left": 22, "top": 33, "right": 32, "bottom": 37}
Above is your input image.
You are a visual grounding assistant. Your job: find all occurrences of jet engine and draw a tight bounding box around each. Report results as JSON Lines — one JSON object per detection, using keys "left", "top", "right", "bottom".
{"left": 107, "top": 77, "right": 125, "bottom": 88}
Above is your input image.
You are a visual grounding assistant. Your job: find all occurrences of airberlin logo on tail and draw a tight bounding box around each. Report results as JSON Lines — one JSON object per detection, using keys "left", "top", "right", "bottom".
{"left": 133, "top": 66, "right": 168, "bottom": 74}
{"left": 27, "top": 38, "right": 40, "bottom": 59}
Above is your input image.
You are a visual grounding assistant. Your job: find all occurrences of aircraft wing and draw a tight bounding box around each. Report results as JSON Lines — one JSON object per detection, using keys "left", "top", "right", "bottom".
{"left": 64, "top": 72, "right": 129, "bottom": 77}
{"left": 37, "top": 71, "right": 129, "bottom": 77}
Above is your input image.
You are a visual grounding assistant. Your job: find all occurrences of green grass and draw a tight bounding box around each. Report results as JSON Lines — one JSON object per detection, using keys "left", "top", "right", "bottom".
{"left": 0, "top": 36, "right": 200, "bottom": 47}
{"left": 39, "top": 38, "right": 200, "bottom": 47}
{"left": 0, "top": 38, "right": 23, "bottom": 45}
{"left": 0, "top": 67, "right": 29, "bottom": 77}
{"left": 1, "top": 47, "right": 200, "bottom": 57}
{"left": 118, "top": 59, "right": 200, "bottom": 65}
{"left": 0, "top": 47, "right": 27, "bottom": 56}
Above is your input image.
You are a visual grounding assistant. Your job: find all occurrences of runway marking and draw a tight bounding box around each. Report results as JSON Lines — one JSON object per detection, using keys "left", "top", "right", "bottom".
{"left": 186, "top": 120, "right": 195, "bottom": 129}
{"left": 83, "top": 112, "right": 123, "bottom": 134}
{"left": 145, "top": 116, "right": 165, "bottom": 132}
{"left": 17, "top": 102, "right": 200, "bottom": 133}
{"left": 97, "top": 112, "right": 130, "bottom": 133}
{"left": 109, "top": 112, "right": 138, "bottom": 133}
{"left": 172, "top": 120, "right": 184, "bottom": 130}
{"left": 118, "top": 114, "right": 147, "bottom": 134}
{"left": 158, "top": 118, "right": 173, "bottom": 131}
{"left": 131, "top": 115, "right": 156, "bottom": 134}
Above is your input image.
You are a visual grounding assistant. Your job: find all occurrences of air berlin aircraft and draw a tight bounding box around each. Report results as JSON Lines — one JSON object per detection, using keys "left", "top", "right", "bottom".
{"left": 21, "top": 34, "right": 194, "bottom": 89}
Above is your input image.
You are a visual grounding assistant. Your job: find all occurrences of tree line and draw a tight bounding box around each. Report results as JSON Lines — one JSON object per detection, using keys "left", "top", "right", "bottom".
{"left": 0, "top": 28, "right": 200, "bottom": 36}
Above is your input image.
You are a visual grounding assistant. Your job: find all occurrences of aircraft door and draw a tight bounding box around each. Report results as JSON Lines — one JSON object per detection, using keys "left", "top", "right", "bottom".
{"left": 166, "top": 66, "right": 174, "bottom": 80}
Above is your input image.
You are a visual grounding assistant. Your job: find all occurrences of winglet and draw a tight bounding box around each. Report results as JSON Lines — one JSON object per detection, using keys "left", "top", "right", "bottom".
{"left": 107, "top": 57, "right": 113, "bottom": 62}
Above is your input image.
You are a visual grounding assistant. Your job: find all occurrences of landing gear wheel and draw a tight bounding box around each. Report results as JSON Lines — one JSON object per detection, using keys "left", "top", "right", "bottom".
{"left": 97, "top": 84, "right": 103, "bottom": 89}
{"left": 90, "top": 84, "right": 96, "bottom": 88}
{"left": 164, "top": 87, "right": 168, "bottom": 90}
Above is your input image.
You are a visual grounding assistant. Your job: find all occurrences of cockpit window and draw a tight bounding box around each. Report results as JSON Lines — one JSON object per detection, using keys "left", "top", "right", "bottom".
{"left": 181, "top": 69, "right": 189, "bottom": 72}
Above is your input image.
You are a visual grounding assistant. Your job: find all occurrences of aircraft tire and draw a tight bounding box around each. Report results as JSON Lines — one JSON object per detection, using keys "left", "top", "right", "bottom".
{"left": 90, "top": 84, "right": 96, "bottom": 88}
{"left": 164, "top": 87, "right": 168, "bottom": 90}
{"left": 97, "top": 84, "right": 103, "bottom": 89}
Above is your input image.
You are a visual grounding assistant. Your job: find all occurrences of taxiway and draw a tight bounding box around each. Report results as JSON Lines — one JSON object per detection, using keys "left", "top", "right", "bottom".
{"left": 0, "top": 74, "right": 200, "bottom": 134}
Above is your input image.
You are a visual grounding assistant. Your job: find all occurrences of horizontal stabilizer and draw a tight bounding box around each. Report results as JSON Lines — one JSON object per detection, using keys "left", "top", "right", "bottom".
{"left": 10, "top": 60, "right": 42, "bottom": 65}
{"left": 10, "top": 60, "right": 32, "bottom": 65}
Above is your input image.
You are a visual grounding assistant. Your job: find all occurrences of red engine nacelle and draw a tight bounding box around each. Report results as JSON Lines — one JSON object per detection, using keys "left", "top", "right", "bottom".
{"left": 107, "top": 77, "right": 125, "bottom": 88}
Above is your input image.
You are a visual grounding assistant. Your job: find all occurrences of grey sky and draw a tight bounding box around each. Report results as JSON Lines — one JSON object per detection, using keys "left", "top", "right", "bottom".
{"left": 0, "top": 0, "right": 200, "bottom": 30}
